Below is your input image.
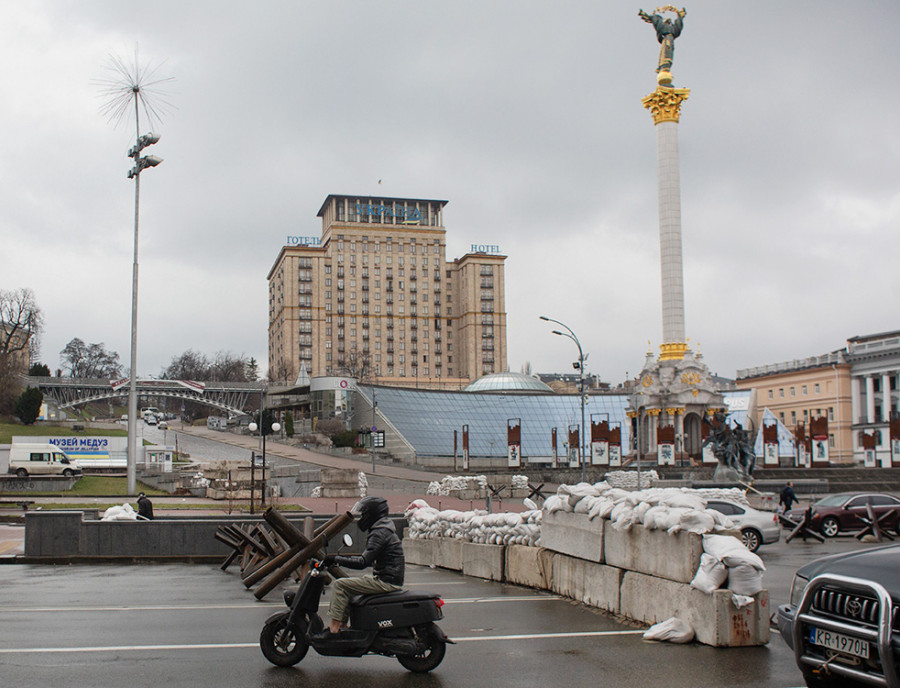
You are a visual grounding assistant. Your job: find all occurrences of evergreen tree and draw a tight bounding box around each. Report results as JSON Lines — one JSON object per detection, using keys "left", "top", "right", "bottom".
{"left": 15, "top": 386, "right": 43, "bottom": 425}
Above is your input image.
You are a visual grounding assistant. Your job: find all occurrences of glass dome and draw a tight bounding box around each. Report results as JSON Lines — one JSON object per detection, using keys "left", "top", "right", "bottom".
{"left": 464, "top": 371, "right": 554, "bottom": 394}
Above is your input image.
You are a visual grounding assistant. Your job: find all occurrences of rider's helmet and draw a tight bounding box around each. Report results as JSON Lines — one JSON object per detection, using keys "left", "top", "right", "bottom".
{"left": 354, "top": 496, "right": 390, "bottom": 532}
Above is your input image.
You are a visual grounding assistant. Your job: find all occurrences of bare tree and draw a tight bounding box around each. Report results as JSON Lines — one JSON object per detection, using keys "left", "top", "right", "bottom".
{"left": 161, "top": 349, "right": 250, "bottom": 382}
{"left": 0, "top": 288, "right": 43, "bottom": 363}
{"left": 60, "top": 338, "right": 123, "bottom": 378}
{"left": 0, "top": 289, "right": 43, "bottom": 413}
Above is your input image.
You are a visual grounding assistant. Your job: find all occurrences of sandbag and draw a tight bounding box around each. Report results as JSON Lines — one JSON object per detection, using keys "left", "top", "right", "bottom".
{"left": 690, "top": 553, "right": 727, "bottom": 594}
{"left": 727, "top": 562, "right": 765, "bottom": 596}
{"left": 642, "top": 617, "right": 694, "bottom": 644}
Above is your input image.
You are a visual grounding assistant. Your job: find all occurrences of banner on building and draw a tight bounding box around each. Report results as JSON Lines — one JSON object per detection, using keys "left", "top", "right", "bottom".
{"left": 609, "top": 423, "right": 622, "bottom": 467}
{"left": 507, "top": 418, "right": 521, "bottom": 468}
{"left": 568, "top": 425, "right": 580, "bottom": 469}
{"left": 590, "top": 414, "right": 610, "bottom": 466}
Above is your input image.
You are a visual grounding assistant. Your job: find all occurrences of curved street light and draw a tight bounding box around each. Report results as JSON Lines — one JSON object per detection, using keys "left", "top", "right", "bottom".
{"left": 540, "top": 315, "right": 588, "bottom": 482}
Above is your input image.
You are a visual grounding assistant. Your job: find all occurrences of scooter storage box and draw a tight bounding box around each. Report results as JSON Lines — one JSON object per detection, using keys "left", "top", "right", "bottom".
{"left": 349, "top": 591, "right": 442, "bottom": 631}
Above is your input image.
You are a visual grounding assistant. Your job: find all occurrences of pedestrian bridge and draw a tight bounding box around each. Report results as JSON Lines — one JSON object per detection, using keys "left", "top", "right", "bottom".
{"left": 25, "top": 376, "right": 262, "bottom": 416}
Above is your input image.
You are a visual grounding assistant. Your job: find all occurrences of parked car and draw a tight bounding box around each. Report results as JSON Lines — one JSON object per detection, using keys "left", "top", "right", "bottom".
{"left": 144, "top": 414, "right": 157, "bottom": 425}
{"left": 776, "top": 543, "right": 900, "bottom": 687}
{"left": 785, "top": 492, "right": 900, "bottom": 538}
{"left": 705, "top": 499, "right": 781, "bottom": 552}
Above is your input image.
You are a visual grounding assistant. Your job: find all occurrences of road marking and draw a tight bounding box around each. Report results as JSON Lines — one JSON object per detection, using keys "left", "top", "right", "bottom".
{"left": 0, "top": 595, "right": 559, "bottom": 614}
{"left": 0, "top": 630, "right": 645, "bottom": 655}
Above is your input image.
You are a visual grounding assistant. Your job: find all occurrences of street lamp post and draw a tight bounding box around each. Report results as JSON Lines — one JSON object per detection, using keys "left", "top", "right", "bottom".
{"left": 540, "top": 316, "right": 588, "bottom": 483}
{"left": 125, "top": 130, "right": 163, "bottom": 496}
{"left": 249, "top": 419, "right": 281, "bottom": 510}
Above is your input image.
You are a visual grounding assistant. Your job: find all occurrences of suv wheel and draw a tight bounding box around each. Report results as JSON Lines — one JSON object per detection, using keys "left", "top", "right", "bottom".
{"left": 820, "top": 517, "right": 840, "bottom": 538}
{"left": 16, "top": 468, "right": 27, "bottom": 478}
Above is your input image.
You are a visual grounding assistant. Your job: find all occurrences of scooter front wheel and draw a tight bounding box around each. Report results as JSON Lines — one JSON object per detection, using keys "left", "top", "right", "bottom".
{"left": 260, "top": 612, "right": 309, "bottom": 667}
{"left": 397, "top": 623, "right": 446, "bottom": 673}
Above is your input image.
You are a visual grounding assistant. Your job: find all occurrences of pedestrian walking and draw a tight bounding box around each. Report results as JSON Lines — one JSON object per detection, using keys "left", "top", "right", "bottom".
{"left": 779, "top": 481, "right": 798, "bottom": 513}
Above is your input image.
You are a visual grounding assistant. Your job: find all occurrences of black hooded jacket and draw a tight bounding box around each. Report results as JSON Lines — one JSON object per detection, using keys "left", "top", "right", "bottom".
{"left": 333, "top": 517, "right": 405, "bottom": 586}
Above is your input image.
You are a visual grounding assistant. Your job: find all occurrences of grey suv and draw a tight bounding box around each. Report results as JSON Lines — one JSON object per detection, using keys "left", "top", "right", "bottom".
{"left": 777, "top": 543, "right": 900, "bottom": 687}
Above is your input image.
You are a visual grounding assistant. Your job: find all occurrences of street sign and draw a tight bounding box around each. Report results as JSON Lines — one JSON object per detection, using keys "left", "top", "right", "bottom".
{"left": 373, "top": 431, "right": 385, "bottom": 448}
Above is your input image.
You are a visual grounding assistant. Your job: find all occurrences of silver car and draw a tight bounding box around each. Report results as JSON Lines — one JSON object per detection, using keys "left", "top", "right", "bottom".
{"left": 706, "top": 499, "right": 781, "bottom": 552}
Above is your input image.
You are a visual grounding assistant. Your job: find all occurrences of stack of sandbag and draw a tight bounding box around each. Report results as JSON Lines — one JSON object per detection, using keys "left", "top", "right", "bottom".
{"left": 604, "top": 470, "right": 659, "bottom": 489}
{"left": 357, "top": 471, "right": 368, "bottom": 497}
{"left": 425, "top": 474, "right": 488, "bottom": 496}
{"left": 404, "top": 499, "right": 541, "bottom": 546}
{"left": 542, "top": 482, "right": 743, "bottom": 536}
{"left": 510, "top": 475, "right": 529, "bottom": 490}
{"left": 102, "top": 503, "right": 139, "bottom": 521}
{"left": 690, "top": 533, "right": 766, "bottom": 603}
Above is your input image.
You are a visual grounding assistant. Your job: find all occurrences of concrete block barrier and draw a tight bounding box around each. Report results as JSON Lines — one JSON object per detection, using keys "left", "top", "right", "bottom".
{"left": 462, "top": 541, "right": 505, "bottom": 581}
{"left": 540, "top": 510, "right": 604, "bottom": 562}
{"left": 505, "top": 545, "right": 553, "bottom": 590}
{"left": 550, "top": 554, "right": 622, "bottom": 614}
{"left": 619, "top": 571, "right": 769, "bottom": 646}
{"left": 402, "top": 537, "right": 435, "bottom": 567}
{"left": 434, "top": 538, "right": 464, "bottom": 571}
{"left": 603, "top": 526, "right": 702, "bottom": 584}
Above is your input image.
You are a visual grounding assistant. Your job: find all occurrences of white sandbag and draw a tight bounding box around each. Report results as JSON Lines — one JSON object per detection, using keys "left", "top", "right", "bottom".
{"left": 679, "top": 509, "right": 717, "bottom": 534}
{"left": 543, "top": 494, "right": 565, "bottom": 513}
{"left": 661, "top": 491, "right": 706, "bottom": 511}
{"left": 731, "top": 594, "right": 755, "bottom": 609}
{"left": 641, "top": 505, "right": 669, "bottom": 530}
{"left": 727, "top": 562, "right": 765, "bottom": 596}
{"left": 631, "top": 501, "right": 653, "bottom": 525}
{"left": 102, "top": 503, "right": 138, "bottom": 521}
{"left": 702, "top": 534, "right": 766, "bottom": 571}
{"left": 642, "top": 617, "right": 694, "bottom": 644}
{"left": 522, "top": 497, "right": 537, "bottom": 511}
{"left": 690, "top": 553, "right": 727, "bottom": 594}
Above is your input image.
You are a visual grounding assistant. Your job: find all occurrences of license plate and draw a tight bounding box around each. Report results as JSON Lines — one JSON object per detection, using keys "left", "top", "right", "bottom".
{"left": 809, "top": 627, "right": 870, "bottom": 659}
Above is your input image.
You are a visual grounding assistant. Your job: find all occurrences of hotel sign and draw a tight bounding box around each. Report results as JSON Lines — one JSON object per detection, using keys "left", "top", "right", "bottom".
{"left": 286, "top": 235, "right": 322, "bottom": 246}
{"left": 356, "top": 202, "right": 421, "bottom": 224}
{"left": 471, "top": 244, "right": 501, "bottom": 254}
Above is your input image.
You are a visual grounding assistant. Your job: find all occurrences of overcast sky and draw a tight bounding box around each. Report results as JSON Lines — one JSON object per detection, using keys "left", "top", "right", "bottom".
{"left": 2, "top": 1, "right": 898, "bottom": 385}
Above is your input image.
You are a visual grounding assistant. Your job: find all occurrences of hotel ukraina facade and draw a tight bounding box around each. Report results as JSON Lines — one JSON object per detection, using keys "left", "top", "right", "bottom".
{"left": 268, "top": 194, "right": 507, "bottom": 390}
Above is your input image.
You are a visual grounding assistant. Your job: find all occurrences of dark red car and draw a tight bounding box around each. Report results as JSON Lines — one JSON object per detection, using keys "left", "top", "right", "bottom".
{"left": 786, "top": 492, "right": 900, "bottom": 538}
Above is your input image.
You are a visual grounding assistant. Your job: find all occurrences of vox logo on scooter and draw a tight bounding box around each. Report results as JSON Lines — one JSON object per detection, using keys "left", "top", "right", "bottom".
{"left": 259, "top": 496, "right": 452, "bottom": 673}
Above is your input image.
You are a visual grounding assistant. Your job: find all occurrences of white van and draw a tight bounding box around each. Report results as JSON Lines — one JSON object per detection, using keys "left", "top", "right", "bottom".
{"left": 8, "top": 443, "right": 81, "bottom": 478}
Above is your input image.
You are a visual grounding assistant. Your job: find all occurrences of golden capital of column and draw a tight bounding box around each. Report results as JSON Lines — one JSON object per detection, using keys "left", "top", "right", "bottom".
{"left": 659, "top": 341, "right": 689, "bottom": 360}
{"left": 665, "top": 407, "right": 684, "bottom": 416}
{"left": 642, "top": 86, "right": 690, "bottom": 124}
{"left": 646, "top": 408, "right": 662, "bottom": 417}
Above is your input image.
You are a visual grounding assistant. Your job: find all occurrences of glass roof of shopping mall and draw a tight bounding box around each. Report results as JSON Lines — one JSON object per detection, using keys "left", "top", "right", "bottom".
{"left": 464, "top": 372, "right": 554, "bottom": 393}
{"left": 358, "top": 384, "right": 750, "bottom": 458}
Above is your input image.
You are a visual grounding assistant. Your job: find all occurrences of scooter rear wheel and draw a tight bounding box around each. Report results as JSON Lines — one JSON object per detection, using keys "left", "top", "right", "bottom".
{"left": 260, "top": 612, "right": 309, "bottom": 667}
{"left": 397, "top": 623, "right": 446, "bottom": 673}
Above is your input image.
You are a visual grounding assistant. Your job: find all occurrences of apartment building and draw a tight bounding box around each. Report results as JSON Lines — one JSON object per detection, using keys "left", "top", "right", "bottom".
{"left": 268, "top": 194, "right": 507, "bottom": 389}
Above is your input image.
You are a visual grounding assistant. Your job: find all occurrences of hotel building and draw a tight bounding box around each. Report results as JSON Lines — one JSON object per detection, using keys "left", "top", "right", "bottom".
{"left": 268, "top": 194, "right": 507, "bottom": 389}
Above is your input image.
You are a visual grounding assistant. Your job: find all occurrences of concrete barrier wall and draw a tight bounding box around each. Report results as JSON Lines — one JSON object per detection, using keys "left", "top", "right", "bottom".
{"left": 22, "top": 511, "right": 381, "bottom": 560}
{"left": 409, "top": 510, "right": 770, "bottom": 647}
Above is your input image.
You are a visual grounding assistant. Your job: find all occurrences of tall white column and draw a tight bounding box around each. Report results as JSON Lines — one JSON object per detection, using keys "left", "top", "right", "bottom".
{"left": 656, "top": 121, "right": 685, "bottom": 346}
{"left": 642, "top": 87, "right": 690, "bottom": 361}
{"left": 866, "top": 376, "right": 876, "bottom": 424}
{"left": 883, "top": 374, "right": 892, "bottom": 422}
{"left": 851, "top": 375, "right": 861, "bottom": 426}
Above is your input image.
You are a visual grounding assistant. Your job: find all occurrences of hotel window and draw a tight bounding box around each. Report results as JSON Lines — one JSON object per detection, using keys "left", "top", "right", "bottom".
{"left": 767, "top": 389, "right": 773, "bottom": 399}
{"left": 790, "top": 387, "right": 795, "bottom": 397}
{"left": 791, "top": 411, "right": 796, "bottom": 424}
{"left": 814, "top": 383, "right": 820, "bottom": 393}
{"left": 802, "top": 385, "right": 807, "bottom": 395}
{"left": 828, "top": 407, "right": 834, "bottom": 421}
{"left": 779, "top": 388, "right": 784, "bottom": 398}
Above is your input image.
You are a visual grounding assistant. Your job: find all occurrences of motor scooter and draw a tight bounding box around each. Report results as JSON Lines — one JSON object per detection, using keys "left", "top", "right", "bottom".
{"left": 259, "top": 534, "right": 452, "bottom": 673}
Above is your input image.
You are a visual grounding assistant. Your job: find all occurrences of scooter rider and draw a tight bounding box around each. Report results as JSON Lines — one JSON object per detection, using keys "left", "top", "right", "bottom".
{"left": 318, "top": 496, "right": 405, "bottom": 637}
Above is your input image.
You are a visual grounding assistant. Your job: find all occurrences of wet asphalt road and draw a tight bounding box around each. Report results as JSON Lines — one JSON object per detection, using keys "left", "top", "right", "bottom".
{"left": 0, "top": 546, "right": 837, "bottom": 688}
